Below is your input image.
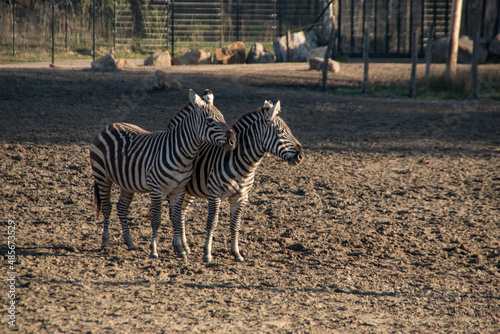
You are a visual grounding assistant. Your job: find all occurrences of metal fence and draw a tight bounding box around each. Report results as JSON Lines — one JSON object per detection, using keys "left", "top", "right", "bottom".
{"left": 3, "top": 0, "right": 494, "bottom": 60}
{"left": 113, "top": 0, "right": 321, "bottom": 55}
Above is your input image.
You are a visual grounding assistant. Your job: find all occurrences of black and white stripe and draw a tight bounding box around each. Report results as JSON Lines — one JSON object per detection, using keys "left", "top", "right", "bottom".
{"left": 182, "top": 100, "right": 303, "bottom": 262}
{"left": 90, "top": 89, "right": 236, "bottom": 258}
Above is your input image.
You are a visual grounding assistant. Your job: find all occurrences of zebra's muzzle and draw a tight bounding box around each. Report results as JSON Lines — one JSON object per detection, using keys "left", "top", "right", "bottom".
{"left": 224, "top": 129, "right": 236, "bottom": 151}
{"left": 287, "top": 144, "right": 304, "bottom": 165}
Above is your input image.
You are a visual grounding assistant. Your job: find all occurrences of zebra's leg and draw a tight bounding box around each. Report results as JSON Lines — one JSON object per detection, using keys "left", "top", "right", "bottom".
{"left": 117, "top": 189, "right": 137, "bottom": 250}
{"left": 149, "top": 188, "right": 164, "bottom": 259}
{"left": 180, "top": 194, "right": 195, "bottom": 255}
{"left": 228, "top": 194, "right": 248, "bottom": 262}
{"left": 203, "top": 196, "right": 221, "bottom": 263}
{"left": 170, "top": 189, "right": 189, "bottom": 259}
{"left": 96, "top": 182, "right": 113, "bottom": 250}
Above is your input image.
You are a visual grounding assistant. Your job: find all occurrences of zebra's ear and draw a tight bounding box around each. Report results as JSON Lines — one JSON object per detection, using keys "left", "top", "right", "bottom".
{"left": 189, "top": 89, "right": 205, "bottom": 108}
{"left": 265, "top": 100, "right": 280, "bottom": 120}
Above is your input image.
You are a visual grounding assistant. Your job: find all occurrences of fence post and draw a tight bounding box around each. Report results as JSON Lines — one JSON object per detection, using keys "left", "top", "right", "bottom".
{"left": 410, "top": 29, "right": 418, "bottom": 97}
{"left": 52, "top": 0, "right": 55, "bottom": 65}
{"left": 272, "top": 0, "right": 276, "bottom": 40}
{"left": 113, "top": 0, "right": 116, "bottom": 52}
{"left": 425, "top": 25, "right": 434, "bottom": 79}
{"left": 322, "top": 28, "right": 336, "bottom": 92}
{"left": 12, "top": 0, "right": 16, "bottom": 56}
{"left": 278, "top": 0, "right": 282, "bottom": 39}
{"left": 471, "top": 0, "right": 483, "bottom": 99}
{"left": 219, "top": 0, "right": 223, "bottom": 48}
{"left": 65, "top": 0, "right": 69, "bottom": 51}
{"left": 286, "top": 29, "right": 291, "bottom": 62}
{"left": 93, "top": 0, "right": 96, "bottom": 61}
{"left": 361, "top": 29, "right": 369, "bottom": 94}
{"left": 236, "top": 0, "right": 240, "bottom": 41}
{"left": 472, "top": 30, "right": 479, "bottom": 99}
{"left": 171, "top": 0, "right": 175, "bottom": 57}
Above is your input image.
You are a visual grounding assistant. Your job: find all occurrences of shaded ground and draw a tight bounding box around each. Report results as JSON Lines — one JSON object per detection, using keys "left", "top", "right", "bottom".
{"left": 1, "top": 62, "right": 500, "bottom": 333}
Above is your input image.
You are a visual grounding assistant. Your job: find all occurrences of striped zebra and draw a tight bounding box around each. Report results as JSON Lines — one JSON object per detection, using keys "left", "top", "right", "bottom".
{"left": 90, "top": 89, "right": 236, "bottom": 259}
{"left": 181, "top": 99, "right": 303, "bottom": 262}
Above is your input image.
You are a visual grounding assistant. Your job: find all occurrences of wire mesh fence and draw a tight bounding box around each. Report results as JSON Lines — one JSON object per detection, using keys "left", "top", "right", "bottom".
{"left": 2, "top": 0, "right": 490, "bottom": 61}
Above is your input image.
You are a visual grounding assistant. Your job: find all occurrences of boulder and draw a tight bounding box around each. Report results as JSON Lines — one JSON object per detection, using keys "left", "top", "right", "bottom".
{"left": 144, "top": 51, "right": 172, "bottom": 67}
{"left": 273, "top": 30, "right": 318, "bottom": 62}
{"left": 307, "top": 46, "right": 328, "bottom": 61}
{"left": 247, "top": 43, "right": 275, "bottom": 63}
{"left": 431, "top": 36, "right": 488, "bottom": 64}
{"left": 90, "top": 54, "right": 117, "bottom": 71}
{"left": 215, "top": 41, "right": 246, "bottom": 64}
{"left": 171, "top": 50, "right": 211, "bottom": 65}
{"left": 309, "top": 57, "right": 340, "bottom": 73}
{"left": 488, "top": 34, "right": 500, "bottom": 57}
{"left": 153, "top": 70, "right": 182, "bottom": 90}
{"left": 116, "top": 59, "right": 137, "bottom": 68}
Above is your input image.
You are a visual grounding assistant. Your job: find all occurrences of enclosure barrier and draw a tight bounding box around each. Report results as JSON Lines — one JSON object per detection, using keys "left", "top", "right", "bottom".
{"left": 3, "top": 0, "right": 480, "bottom": 61}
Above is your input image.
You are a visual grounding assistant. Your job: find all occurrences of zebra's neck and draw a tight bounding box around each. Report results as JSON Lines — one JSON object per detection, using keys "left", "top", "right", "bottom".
{"left": 160, "top": 108, "right": 203, "bottom": 169}
{"left": 231, "top": 117, "right": 267, "bottom": 171}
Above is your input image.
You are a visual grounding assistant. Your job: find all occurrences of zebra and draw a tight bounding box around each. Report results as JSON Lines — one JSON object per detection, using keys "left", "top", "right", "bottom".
{"left": 90, "top": 89, "right": 236, "bottom": 259}
{"left": 179, "top": 99, "right": 303, "bottom": 262}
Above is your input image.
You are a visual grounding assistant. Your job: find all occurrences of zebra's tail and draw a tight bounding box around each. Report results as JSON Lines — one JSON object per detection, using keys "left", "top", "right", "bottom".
{"left": 94, "top": 181, "right": 102, "bottom": 219}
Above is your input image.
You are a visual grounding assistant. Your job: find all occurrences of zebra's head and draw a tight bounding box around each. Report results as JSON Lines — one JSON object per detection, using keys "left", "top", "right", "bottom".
{"left": 189, "top": 89, "right": 236, "bottom": 151}
{"left": 261, "top": 100, "right": 303, "bottom": 166}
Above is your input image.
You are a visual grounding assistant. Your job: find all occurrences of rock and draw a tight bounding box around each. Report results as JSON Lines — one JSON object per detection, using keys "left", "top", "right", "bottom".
{"left": 90, "top": 54, "right": 117, "bottom": 71}
{"left": 153, "top": 70, "right": 182, "bottom": 90}
{"left": 431, "top": 36, "right": 488, "bottom": 64}
{"left": 144, "top": 51, "right": 172, "bottom": 67}
{"left": 309, "top": 57, "right": 340, "bottom": 73}
{"left": 247, "top": 43, "right": 275, "bottom": 63}
{"left": 171, "top": 50, "right": 211, "bottom": 65}
{"left": 273, "top": 30, "right": 318, "bottom": 62}
{"left": 215, "top": 41, "right": 246, "bottom": 64}
{"left": 488, "top": 34, "right": 500, "bottom": 57}
{"left": 115, "top": 59, "right": 137, "bottom": 68}
{"left": 307, "top": 46, "right": 328, "bottom": 61}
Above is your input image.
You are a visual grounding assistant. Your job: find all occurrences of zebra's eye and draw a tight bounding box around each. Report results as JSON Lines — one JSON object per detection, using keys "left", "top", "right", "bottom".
{"left": 277, "top": 127, "right": 284, "bottom": 135}
{"left": 207, "top": 116, "right": 214, "bottom": 123}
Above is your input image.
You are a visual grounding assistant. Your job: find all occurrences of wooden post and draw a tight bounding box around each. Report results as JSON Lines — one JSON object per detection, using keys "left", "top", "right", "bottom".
{"left": 361, "top": 29, "right": 369, "bottom": 94}
{"left": 322, "top": 28, "right": 336, "bottom": 92}
{"left": 410, "top": 29, "right": 418, "bottom": 97}
{"left": 446, "top": 0, "right": 463, "bottom": 78}
{"left": 425, "top": 25, "right": 434, "bottom": 79}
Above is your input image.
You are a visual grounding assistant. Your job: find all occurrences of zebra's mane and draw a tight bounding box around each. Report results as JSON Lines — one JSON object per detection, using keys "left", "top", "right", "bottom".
{"left": 165, "top": 103, "right": 194, "bottom": 130}
{"left": 231, "top": 106, "right": 266, "bottom": 128}
{"left": 166, "top": 102, "right": 223, "bottom": 131}
{"left": 232, "top": 106, "right": 282, "bottom": 130}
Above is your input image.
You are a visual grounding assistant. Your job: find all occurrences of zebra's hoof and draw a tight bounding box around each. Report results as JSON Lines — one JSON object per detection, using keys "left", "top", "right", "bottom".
{"left": 203, "top": 255, "right": 213, "bottom": 263}
{"left": 178, "top": 252, "right": 187, "bottom": 260}
{"left": 127, "top": 244, "right": 137, "bottom": 251}
{"left": 234, "top": 254, "right": 245, "bottom": 262}
{"left": 150, "top": 253, "right": 158, "bottom": 259}
{"left": 100, "top": 243, "right": 108, "bottom": 250}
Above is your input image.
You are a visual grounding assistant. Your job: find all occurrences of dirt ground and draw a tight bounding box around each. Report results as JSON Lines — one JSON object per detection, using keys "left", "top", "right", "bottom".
{"left": 1, "top": 61, "right": 500, "bottom": 333}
